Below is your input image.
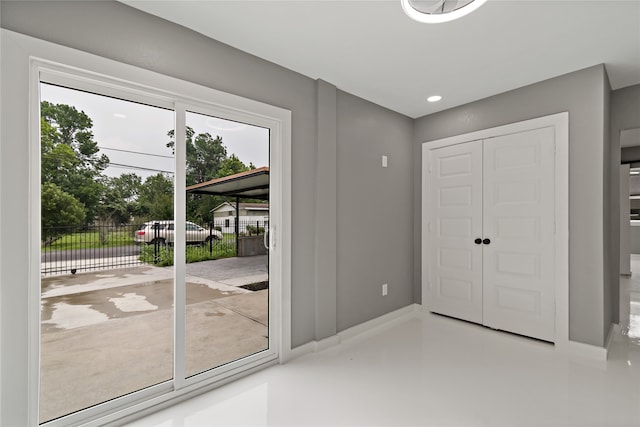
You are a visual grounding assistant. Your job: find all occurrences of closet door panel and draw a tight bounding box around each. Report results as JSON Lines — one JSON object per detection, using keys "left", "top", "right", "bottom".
{"left": 427, "top": 141, "right": 483, "bottom": 324}
{"left": 482, "top": 127, "right": 556, "bottom": 341}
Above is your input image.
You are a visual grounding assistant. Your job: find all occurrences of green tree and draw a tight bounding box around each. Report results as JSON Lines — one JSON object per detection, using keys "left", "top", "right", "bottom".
{"left": 41, "top": 118, "right": 78, "bottom": 183}
{"left": 40, "top": 101, "right": 109, "bottom": 223}
{"left": 166, "top": 127, "right": 258, "bottom": 224}
{"left": 98, "top": 173, "right": 143, "bottom": 225}
{"left": 110, "top": 173, "right": 143, "bottom": 204}
{"left": 138, "top": 173, "right": 174, "bottom": 220}
{"left": 167, "top": 127, "right": 227, "bottom": 185}
{"left": 41, "top": 183, "right": 86, "bottom": 245}
{"left": 216, "top": 153, "right": 255, "bottom": 178}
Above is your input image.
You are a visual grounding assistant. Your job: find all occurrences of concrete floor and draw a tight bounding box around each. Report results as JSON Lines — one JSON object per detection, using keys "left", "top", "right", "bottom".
{"left": 39, "top": 256, "right": 269, "bottom": 424}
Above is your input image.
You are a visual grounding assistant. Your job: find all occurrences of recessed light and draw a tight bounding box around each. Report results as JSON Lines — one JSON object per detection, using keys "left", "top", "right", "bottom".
{"left": 427, "top": 95, "right": 442, "bottom": 103}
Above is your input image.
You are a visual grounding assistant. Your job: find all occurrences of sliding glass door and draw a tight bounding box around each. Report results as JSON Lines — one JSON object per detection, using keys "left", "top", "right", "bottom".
{"left": 183, "top": 110, "right": 270, "bottom": 378}
{"left": 39, "top": 83, "right": 176, "bottom": 423}
{"left": 35, "top": 66, "right": 283, "bottom": 426}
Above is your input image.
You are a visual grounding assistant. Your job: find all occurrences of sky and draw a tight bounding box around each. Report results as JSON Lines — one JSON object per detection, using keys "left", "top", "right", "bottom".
{"left": 40, "top": 83, "right": 270, "bottom": 180}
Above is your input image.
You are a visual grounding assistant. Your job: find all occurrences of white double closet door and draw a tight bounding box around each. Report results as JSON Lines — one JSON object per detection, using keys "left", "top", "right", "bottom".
{"left": 425, "top": 127, "right": 556, "bottom": 342}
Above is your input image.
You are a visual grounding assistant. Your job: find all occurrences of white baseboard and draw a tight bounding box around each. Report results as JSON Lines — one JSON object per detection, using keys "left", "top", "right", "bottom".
{"left": 559, "top": 324, "right": 619, "bottom": 362}
{"left": 286, "top": 304, "right": 420, "bottom": 361}
{"left": 287, "top": 335, "right": 340, "bottom": 360}
{"left": 315, "top": 335, "right": 341, "bottom": 352}
{"left": 562, "top": 339, "right": 608, "bottom": 361}
{"left": 338, "top": 304, "right": 420, "bottom": 344}
{"left": 287, "top": 341, "right": 316, "bottom": 360}
{"left": 605, "top": 323, "right": 620, "bottom": 359}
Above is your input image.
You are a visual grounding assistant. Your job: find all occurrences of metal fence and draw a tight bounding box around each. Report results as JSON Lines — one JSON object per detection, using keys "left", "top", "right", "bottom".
{"left": 41, "top": 224, "right": 142, "bottom": 276}
{"left": 41, "top": 220, "right": 267, "bottom": 276}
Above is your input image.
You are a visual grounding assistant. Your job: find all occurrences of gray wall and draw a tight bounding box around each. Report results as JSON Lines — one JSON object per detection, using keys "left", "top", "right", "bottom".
{"left": 0, "top": 2, "right": 416, "bottom": 423}
{"left": 612, "top": 84, "right": 640, "bottom": 323}
{"left": 336, "top": 91, "right": 414, "bottom": 331}
{"left": 314, "top": 80, "right": 338, "bottom": 340}
{"left": 602, "top": 70, "right": 614, "bottom": 339}
{"left": 413, "top": 65, "right": 609, "bottom": 347}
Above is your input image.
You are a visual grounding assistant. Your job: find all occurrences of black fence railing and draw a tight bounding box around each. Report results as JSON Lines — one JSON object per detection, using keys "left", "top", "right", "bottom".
{"left": 41, "top": 220, "right": 268, "bottom": 276}
{"left": 41, "top": 224, "right": 142, "bottom": 276}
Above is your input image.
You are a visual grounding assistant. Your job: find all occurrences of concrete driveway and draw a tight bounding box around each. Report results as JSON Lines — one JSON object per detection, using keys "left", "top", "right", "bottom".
{"left": 39, "top": 256, "right": 269, "bottom": 423}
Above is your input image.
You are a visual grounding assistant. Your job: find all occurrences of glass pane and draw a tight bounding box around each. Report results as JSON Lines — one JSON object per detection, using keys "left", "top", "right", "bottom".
{"left": 183, "top": 111, "right": 270, "bottom": 377}
{"left": 39, "top": 83, "right": 175, "bottom": 423}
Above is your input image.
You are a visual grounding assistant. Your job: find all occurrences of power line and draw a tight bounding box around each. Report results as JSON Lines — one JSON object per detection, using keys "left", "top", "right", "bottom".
{"left": 108, "top": 163, "right": 174, "bottom": 174}
{"left": 98, "top": 146, "right": 174, "bottom": 159}
{"left": 42, "top": 152, "right": 174, "bottom": 174}
{"left": 42, "top": 152, "right": 229, "bottom": 181}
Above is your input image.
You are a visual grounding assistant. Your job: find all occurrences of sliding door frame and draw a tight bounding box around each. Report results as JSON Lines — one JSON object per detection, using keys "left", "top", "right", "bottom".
{"left": 3, "top": 29, "right": 291, "bottom": 426}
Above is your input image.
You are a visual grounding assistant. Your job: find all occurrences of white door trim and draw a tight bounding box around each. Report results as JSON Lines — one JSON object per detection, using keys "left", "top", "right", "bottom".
{"left": 422, "top": 112, "right": 569, "bottom": 348}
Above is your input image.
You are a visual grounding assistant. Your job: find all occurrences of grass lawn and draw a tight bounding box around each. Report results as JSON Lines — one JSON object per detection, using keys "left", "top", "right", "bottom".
{"left": 42, "top": 230, "right": 136, "bottom": 251}
{"left": 42, "top": 230, "right": 241, "bottom": 253}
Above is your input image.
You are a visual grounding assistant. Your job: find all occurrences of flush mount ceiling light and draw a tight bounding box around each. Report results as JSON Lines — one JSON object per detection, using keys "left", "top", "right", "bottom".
{"left": 401, "top": 0, "right": 488, "bottom": 24}
{"left": 427, "top": 95, "right": 442, "bottom": 102}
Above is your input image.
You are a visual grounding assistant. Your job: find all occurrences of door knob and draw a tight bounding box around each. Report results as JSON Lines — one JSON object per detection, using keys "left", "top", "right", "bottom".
{"left": 483, "top": 238, "right": 491, "bottom": 245}
{"left": 474, "top": 238, "right": 482, "bottom": 244}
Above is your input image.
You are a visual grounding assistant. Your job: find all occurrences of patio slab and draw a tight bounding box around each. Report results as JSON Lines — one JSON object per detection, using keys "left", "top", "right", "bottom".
{"left": 38, "top": 256, "right": 270, "bottom": 423}
{"left": 185, "top": 255, "right": 268, "bottom": 281}
{"left": 40, "top": 295, "right": 269, "bottom": 423}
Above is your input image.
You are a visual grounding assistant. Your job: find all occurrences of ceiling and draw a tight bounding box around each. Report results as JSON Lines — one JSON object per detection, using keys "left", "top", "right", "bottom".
{"left": 121, "top": 0, "right": 640, "bottom": 118}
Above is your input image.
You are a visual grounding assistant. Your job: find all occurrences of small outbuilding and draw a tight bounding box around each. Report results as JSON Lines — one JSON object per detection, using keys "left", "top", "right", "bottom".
{"left": 186, "top": 167, "right": 270, "bottom": 256}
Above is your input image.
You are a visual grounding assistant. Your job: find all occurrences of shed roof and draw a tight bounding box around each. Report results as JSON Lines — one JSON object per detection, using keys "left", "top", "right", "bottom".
{"left": 185, "top": 166, "right": 269, "bottom": 200}
{"left": 212, "top": 202, "right": 269, "bottom": 212}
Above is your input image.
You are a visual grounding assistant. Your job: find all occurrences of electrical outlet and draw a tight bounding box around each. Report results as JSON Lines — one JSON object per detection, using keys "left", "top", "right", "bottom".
{"left": 382, "top": 283, "right": 388, "bottom": 296}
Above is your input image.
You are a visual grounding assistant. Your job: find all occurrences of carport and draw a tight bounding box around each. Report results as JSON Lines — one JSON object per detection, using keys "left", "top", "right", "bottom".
{"left": 186, "top": 166, "right": 269, "bottom": 255}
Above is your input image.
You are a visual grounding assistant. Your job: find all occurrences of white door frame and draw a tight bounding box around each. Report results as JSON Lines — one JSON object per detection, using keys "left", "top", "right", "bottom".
{"left": 422, "top": 112, "right": 569, "bottom": 348}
